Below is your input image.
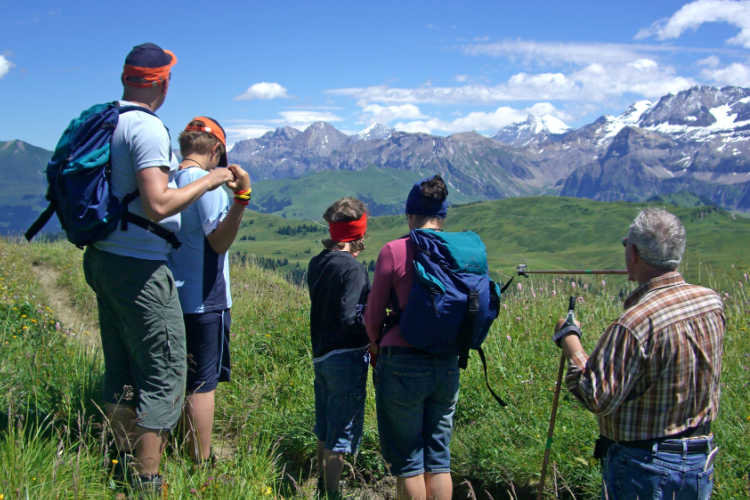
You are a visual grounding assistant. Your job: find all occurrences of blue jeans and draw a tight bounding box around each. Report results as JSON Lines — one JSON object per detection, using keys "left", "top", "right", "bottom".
{"left": 313, "top": 347, "right": 370, "bottom": 454}
{"left": 602, "top": 440, "right": 714, "bottom": 499}
{"left": 374, "top": 347, "right": 460, "bottom": 477}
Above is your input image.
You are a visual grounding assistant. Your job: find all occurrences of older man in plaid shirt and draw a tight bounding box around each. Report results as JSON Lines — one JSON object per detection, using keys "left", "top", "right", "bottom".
{"left": 553, "top": 208, "right": 725, "bottom": 499}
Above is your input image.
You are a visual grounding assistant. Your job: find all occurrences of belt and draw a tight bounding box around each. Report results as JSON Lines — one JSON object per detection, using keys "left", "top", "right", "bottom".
{"left": 379, "top": 346, "right": 455, "bottom": 359}
{"left": 622, "top": 437, "right": 712, "bottom": 454}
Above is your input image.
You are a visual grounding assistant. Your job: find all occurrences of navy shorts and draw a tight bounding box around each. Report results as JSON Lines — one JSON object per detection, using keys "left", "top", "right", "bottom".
{"left": 374, "top": 347, "right": 459, "bottom": 477}
{"left": 313, "top": 347, "right": 370, "bottom": 454}
{"left": 184, "top": 309, "right": 231, "bottom": 393}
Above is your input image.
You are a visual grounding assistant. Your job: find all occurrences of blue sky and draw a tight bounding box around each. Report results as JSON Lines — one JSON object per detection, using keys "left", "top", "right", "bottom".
{"left": 2, "top": 0, "right": 750, "bottom": 149}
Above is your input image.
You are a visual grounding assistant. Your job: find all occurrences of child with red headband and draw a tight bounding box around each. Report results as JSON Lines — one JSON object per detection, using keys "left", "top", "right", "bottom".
{"left": 306, "top": 197, "right": 370, "bottom": 498}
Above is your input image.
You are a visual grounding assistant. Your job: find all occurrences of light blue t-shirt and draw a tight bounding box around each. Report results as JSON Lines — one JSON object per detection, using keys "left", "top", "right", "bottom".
{"left": 94, "top": 101, "right": 181, "bottom": 261}
{"left": 168, "top": 167, "right": 232, "bottom": 313}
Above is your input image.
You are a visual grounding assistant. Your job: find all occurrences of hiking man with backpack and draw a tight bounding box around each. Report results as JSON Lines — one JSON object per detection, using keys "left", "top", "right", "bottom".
{"left": 552, "top": 208, "right": 725, "bottom": 499}
{"left": 81, "top": 43, "right": 236, "bottom": 493}
{"left": 366, "top": 175, "right": 482, "bottom": 500}
{"left": 307, "top": 197, "right": 371, "bottom": 498}
{"left": 167, "top": 117, "right": 250, "bottom": 465}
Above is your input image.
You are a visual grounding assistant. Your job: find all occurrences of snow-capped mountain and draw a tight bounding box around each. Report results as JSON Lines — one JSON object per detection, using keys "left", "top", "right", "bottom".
{"left": 356, "top": 123, "right": 394, "bottom": 141}
{"left": 493, "top": 114, "right": 570, "bottom": 147}
{"left": 225, "top": 86, "right": 750, "bottom": 211}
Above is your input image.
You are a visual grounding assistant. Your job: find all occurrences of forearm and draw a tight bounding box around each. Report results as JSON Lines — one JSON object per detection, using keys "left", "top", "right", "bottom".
{"left": 207, "top": 201, "right": 246, "bottom": 254}
{"left": 141, "top": 174, "right": 220, "bottom": 221}
{"left": 561, "top": 334, "right": 587, "bottom": 370}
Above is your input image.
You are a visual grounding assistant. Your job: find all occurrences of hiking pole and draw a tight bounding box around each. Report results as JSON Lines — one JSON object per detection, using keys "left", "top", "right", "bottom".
{"left": 537, "top": 296, "right": 576, "bottom": 500}
{"left": 517, "top": 264, "right": 627, "bottom": 277}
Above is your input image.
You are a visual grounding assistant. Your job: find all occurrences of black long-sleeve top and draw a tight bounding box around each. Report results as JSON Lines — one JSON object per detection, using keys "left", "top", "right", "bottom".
{"left": 307, "top": 249, "right": 370, "bottom": 358}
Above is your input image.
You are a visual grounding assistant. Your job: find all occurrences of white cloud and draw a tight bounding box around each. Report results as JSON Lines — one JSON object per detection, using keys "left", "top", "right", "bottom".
{"left": 455, "top": 74, "right": 469, "bottom": 82}
{"left": 225, "top": 125, "right": 274, "bottom": 148}
{"left": 393, "top": 102, "right": 571, "bottom": 136}
{"left": 235, "top": 82, "right": 289, "bottom": 101}
{"left": 0, "top": 55, "right": 13, "bottom": 79}
{"left": 464, "top": 40, "right": 644, "bottom": 65}
{"left": 361, "top": 103, "right": 426, "bottom": 124}
{"left": 526, "top": 102, "right": 571, "bottom": 122}
{"left": 331, "top": 56, "right": 693, "bottom": 105}
{"left": 275, "top": 110, "right": 342, "bottom": 129}
{"left": 636, "top": 0, "right": 750, "bottom": 48}
{"left": 701, "top": 61, "right": 750, "bottom": 85}
{"left": 698, "top": 55, "right": 721, "bottom": 67}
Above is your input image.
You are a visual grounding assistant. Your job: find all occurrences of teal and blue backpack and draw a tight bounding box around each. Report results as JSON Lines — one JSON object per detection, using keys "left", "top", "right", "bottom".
{"left": 25, "top": 102, "right": 180, "bottom": 248}
{"left": 398, "top": 228, "right": 511, "bottom": 406}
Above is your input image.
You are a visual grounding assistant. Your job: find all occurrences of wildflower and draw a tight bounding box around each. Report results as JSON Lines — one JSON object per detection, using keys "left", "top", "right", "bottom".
{"left": 1, "top": 493, "right": 4, "bottom": 500}
{"left": 31, "top": 319, "right": 37, "bottom": 324}
{"left": 601, "top": 279, "right": 606, "bottom": 288}
{"left": 21, "top": 314, "right": 26, "bottom": 318}
{"left": 111, "top": 459, "right": 119, "bottom": 465}
{"left": 570, "top": 281, "right": 576, "bottom": 288}
{"left": 264, "top": 486, "right": 272, "bottom": 495}
{"left": 22, "top": 326, "right": 28, "bottom": 330}
{"left": 517, "top": 282, "right": 523, "bottom": 291}
{"left": 506, "top": 335, "right": 512, "bottom": 342}
{"left": 55, "top": 322, "right": 61, "bottom": 331}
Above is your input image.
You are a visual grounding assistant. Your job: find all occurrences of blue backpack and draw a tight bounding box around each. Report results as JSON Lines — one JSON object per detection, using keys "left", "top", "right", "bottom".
{"left": 25, "top": 102, "right": 180, "bottom": 248}
{"left": 398, "top": 229, "right": 511, "bottom": 406}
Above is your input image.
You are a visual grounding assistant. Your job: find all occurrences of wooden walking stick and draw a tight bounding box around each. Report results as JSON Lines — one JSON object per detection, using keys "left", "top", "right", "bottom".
{"left": 537, "top": 296, "right": 576, "bottom": 500}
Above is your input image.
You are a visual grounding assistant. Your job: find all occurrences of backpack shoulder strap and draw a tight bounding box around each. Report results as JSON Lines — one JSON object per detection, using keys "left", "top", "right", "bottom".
{"left": 477, "top": 346, "right": 507, "bottom": 407}
{"left": 119, "top": 190, "right": 181, "bottom": 249}
{"left": 24, "top": 203, "right": 56, "bottom": 242}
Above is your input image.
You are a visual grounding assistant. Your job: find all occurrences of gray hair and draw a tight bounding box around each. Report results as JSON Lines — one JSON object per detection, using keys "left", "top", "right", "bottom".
{"left": 627, "top": 208, "right": 686, "bottom": 270}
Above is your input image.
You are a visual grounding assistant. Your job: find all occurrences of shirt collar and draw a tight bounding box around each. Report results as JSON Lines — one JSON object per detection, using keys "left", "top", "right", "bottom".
{"left": 624, "top": 271, "right": 685, "bottom": 310}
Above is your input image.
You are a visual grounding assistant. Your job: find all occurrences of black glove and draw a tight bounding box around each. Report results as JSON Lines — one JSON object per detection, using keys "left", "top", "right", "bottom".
{"left": 553, "top": 322, "right": 582, "bottom": 347}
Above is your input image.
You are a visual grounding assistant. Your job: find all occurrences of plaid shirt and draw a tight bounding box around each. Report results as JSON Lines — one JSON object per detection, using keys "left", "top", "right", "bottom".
{"left": 566, "top": 272, "right": 725, "bottom": 442}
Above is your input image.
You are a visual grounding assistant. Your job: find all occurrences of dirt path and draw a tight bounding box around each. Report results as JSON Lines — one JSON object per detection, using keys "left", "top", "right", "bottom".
{"left": 31, "top": 262, "right": 101, "bottom": 348}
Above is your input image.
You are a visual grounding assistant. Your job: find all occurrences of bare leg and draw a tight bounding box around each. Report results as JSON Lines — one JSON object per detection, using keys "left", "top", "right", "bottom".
{"left": 321, "top": 447, "right": 345, "bottom": 495}
{"left": 184, "top": 391, "right": 216, "bottom": 461}
{"left": 134, "top": 429, "right": 166, "bottom": 475}
{"left": 424, "top": 472, "right": 452, "bottom": 500}
{"left": 397, "top": 474, "right": 427, "bottom": 500}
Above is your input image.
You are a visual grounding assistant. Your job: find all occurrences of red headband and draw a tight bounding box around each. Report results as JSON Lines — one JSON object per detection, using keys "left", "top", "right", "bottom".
{"left": 329, "top": 214, "right": 367, "bottom": 242}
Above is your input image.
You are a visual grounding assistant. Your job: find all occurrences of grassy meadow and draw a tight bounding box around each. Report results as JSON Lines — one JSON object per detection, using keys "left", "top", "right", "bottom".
{"left": 1, "top": 197, "right": 749, "bottom": 499}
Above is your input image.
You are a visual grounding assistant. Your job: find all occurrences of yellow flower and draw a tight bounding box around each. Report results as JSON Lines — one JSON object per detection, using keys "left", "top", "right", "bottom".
{"left": 111, "top": 459, "right": 119, "bottom": 465}
{"left": 21, "top": 314, "right": 26, "bottom": 318}
{"left": 264, "top": 486, "right": 272, "bottom": 495}
{"left": 1, "top": 492, "right": 5, "bottom": 499}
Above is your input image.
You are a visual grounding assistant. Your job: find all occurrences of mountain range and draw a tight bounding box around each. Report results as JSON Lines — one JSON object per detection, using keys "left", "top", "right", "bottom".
{"left": 2, "top": 85, "right": 750, "bottom": 235}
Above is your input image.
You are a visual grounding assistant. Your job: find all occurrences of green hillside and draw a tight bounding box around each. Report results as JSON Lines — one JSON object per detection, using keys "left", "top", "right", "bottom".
{"left": 0, "top": 140, "right": 52, "bottom": 234}
{"left": 236, "top": 196, "right": 750, "bottom": 284}
{"left": 251, "top": 166, "right": 480, "bottom": 218}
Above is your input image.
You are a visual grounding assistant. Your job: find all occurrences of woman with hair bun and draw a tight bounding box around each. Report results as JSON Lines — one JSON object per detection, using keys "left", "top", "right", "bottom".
{"left": 365, "top": 175, "right": 457, "bottom": 500}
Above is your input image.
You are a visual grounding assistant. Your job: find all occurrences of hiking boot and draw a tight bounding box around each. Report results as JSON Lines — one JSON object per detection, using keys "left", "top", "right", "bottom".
{"left": 131, "top": 473, "right": 163, "bottom": 498}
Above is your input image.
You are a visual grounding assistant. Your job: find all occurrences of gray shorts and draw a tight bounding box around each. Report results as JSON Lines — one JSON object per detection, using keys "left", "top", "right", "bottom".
{"left": 83, "top": 246, "right": 186, "bottom": 431}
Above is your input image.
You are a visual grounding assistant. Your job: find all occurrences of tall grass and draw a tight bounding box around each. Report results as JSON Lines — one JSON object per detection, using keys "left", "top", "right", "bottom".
{"left": 1, "top": 238, "right": 748, "bottom": 498}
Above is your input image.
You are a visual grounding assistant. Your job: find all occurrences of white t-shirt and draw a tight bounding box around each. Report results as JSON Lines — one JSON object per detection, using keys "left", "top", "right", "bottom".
{"left": 94, "top": 101, "right": 180, "bottom": 260}
{"left": 168, "top": 167, "right": 232, "bottom": 313}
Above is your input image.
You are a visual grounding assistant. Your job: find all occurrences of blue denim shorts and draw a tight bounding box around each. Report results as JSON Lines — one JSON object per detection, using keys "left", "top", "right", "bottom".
{"left": 602, "top": 439, "right": 715, "bottom": 499}
{"left": 374, "top": 347, "right": 460, "bottom": 477}
{"left": 313, "top": 347, "right": 370, "bottom": 454}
